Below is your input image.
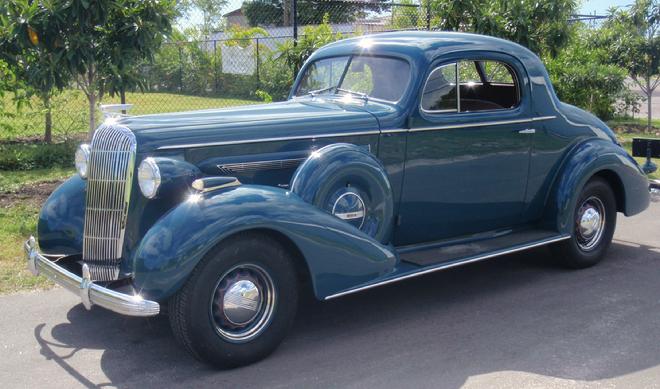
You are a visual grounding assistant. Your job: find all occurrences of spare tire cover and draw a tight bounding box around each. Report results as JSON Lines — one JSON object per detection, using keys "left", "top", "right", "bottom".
{"left": 290, "top": 143, "right": 394, "bottom": 244}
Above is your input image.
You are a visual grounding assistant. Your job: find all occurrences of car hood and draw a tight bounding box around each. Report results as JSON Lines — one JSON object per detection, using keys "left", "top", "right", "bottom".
{"left": 115, "top": 99, "right": 381, "bottom": 152}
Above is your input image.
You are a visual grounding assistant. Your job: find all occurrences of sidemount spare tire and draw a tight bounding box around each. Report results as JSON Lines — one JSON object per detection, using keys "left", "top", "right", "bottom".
{"left": 290, "top": 143, "right": 394, "bottom": 244}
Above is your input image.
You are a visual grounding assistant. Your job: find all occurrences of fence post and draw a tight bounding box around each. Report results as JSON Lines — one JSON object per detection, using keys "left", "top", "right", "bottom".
{"left": 293, "top": 0, "right": 298, "bottom": 45}
{"left": 426, "top": 1, "right": 431, "bottom": 30}
{"left": 178, "top": 45, "right": 184, "bottom": 93}
{"left": 255, "top": 37, "right": 260, "bottom": 90}
{"left": 213, "top": 40, "right": 218, "bottom": 94}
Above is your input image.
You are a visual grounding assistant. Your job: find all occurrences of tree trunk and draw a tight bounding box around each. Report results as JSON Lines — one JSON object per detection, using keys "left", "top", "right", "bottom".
{"left": 44, "top": 96, "right": 52, "bottom": 144}
{"left": 89, "top": 93, "right": 96, "bottom": 138}
{"left": 120, "top": 86, "right": 126, "bottom": 115}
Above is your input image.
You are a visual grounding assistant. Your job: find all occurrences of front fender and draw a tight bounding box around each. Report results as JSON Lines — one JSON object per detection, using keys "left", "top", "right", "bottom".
{"left": 37, "top": 176, "right": 85, "bottom": 255}
{"left": 544, "top": 138, "right": 649, "bottom": 233}
{"left": 131, "top": 185, "right": 397, "bottom": 301}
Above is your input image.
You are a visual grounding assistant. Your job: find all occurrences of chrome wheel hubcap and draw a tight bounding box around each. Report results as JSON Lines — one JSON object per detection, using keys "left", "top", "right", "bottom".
{"left": 210, "top": 264, "right": 275, "bottom": 343}
{"left": 576, "top": 196, "right": 606, "bottom": 251}
{"left": 223, "top": 280, "right": 261, "bottom": 325}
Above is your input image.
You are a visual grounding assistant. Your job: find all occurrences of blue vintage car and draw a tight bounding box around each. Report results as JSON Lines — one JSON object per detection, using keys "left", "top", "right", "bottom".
{"left": 26, "top": 32, "right": 650, "bottom": 367}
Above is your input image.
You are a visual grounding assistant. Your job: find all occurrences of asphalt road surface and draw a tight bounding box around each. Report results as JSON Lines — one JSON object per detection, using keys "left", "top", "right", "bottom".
{"left": 2, "top": 200, "right": 660, "bottom": 389}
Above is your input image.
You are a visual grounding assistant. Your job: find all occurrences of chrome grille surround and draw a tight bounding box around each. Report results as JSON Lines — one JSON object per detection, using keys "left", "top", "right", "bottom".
{"left": 82, "top": 123, "right": 136, "bottom": 281}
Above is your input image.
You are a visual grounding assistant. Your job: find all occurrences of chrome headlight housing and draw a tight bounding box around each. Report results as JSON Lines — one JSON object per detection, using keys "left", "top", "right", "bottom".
{"left": 138, "top": 158, "right": 161, "bottom": 199}
{"left": 75, "top": 144, "right": 91, "bottom": 179}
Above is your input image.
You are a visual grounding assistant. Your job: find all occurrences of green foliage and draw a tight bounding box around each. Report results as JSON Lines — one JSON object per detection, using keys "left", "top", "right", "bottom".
{"left": 392, "top": 0, "right": 424, "bottom": 30}
{"left": 177, "top": 0, "right": 228, "bottom": 37}
{"left": 428, "top": 0, "right": 577, "bottom": 57}
{"left": 225, "top": 26, "right": 269, "bottom": 48}
{"left": 599, "top": 0, "right": 660, "bottom": 128}
{"left": 255, "top": 90, "right": 273, "bottom": 102}
{"left": 0, "top": 0, "right": 177, "bottom": 136}
{"left": 243, "top": 0, "right": 285, "bottom": 27}
{"left": 278, "top": 15, "right": 343, "bottom": 74}
{"left": 243, "top": 0, "right": 389, "bottom": 27}
{"left": 545, "top": 27, "right": 628, "bottom": 120}
{"left": 258, "top": 51, "right": 294, "bottom": 101}
{"left": 0, "top": 142, "right": 76, "bottom": 171}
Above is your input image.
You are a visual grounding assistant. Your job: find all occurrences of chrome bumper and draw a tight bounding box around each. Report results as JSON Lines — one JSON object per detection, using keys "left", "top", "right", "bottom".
{"left": 24, "top": 236, "right": 159, "bottom": 317}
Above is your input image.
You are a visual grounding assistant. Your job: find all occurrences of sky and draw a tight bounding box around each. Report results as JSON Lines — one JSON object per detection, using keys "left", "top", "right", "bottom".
{"left": 579, "top": 0, "right": 633, "bottom": 14}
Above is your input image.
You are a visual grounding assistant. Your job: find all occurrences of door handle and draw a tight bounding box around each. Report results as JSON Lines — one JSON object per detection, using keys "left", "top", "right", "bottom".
{"left": 518, "top": 128, "right": 536, "bottom": 134}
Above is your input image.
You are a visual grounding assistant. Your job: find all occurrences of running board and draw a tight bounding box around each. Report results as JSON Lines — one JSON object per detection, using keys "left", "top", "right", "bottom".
{"left": 324, "top": 234, "right": 570, "bottom": 300}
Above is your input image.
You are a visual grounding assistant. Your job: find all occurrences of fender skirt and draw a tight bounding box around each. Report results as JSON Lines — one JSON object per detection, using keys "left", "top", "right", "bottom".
{"left": 543, "top": 138, "right": 650, "bottom": 234}
{"left": 130, "top": 185, "right": 398, "bottom": 301}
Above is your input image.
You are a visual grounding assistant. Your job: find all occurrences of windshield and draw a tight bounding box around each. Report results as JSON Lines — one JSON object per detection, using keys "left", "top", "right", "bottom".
{"left": 295, "top": 56, "right": 411, "bottom": 102}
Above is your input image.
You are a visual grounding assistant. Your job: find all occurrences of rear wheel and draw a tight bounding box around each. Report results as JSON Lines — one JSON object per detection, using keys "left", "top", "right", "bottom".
{"left": 169, "top": 233, "right": 298, "bottom": 368}
{"left": 551, "top": 177, "right": 617, "bottom": 268}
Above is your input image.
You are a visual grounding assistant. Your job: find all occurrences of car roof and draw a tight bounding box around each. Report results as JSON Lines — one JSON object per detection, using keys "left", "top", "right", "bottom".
{"left": 311, "top": 31, "right": 540, "bottom": 67}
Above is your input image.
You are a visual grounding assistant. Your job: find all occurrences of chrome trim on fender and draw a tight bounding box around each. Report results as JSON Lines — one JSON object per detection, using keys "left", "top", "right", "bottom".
{"left": 157, "top": 116, "right": 556, "bottom": 150}
{"left": 24, "top": 237, "right": 159, "bottom": 316}
{"left": 410, "top": 116, "right": 555, "bottom": 133}
{"left": 157, "top": 130, "right": 381, "bottom": 150}
{"left": 192, "top": 177, "right": 242, "bottom": 193}
{"left": 324, "top": 234, "right": 570, "bottom": 300}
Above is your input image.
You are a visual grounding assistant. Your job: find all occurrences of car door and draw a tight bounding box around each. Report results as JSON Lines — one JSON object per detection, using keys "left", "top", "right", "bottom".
{"left": 395, "top": 54, "right": 533, "bottom": 246}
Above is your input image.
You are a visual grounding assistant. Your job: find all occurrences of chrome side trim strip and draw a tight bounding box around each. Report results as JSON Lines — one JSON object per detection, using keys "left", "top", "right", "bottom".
{"left": 157, "top": 116, "right": 557, "bottom": 150}
{"left": 533, "top": 115, "right": 557, "bottom": 121}
{"left": 324, "top": 234, "right": 570, "bottom": 300}
{"left": 411, "top": 117, "right": 537, "bottom": 133}
{"left": 157, "top": 130, "right": 381, "bottom": 150}
{"left": 381, "top": 128, "right": 408, "bottom": 134}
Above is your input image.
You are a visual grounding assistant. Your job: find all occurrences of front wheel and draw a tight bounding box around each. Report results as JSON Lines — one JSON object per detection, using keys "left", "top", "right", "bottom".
{"left": 169, "top": 233, "right": 298, "bottom": 368}
{"left": 551, "top": 177, "right": 617, "bottom": 268}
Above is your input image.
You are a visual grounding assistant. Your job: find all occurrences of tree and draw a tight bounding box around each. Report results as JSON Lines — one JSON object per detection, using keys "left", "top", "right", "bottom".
{"left": 243, "top": 0, "right": 389, "bottom": 27}
{"left": 0, "top": 1, "right": 73, "bottom": 143}
{"left": 278, "top": 15, "right": 343, "bottom": 74}
{"left": 429, "top": 0, "right": 576, "bottom": 57}
{"left": 545, "top": 26, "right": 628, "bottom": 119}
{"left": 63, "top": 0, "right": 175, "bottom": 134}
{"left": 600, "top": 0, "right": 660, "bottom": 129}
{"left": 178, "top": 0, "right": 227, "bottom": 38}
{"left": 1, "top": 0, "right": 175, "bottom": 137}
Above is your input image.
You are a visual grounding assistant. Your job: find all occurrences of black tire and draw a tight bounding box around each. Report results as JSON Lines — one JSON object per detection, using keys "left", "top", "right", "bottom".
{"left": 551, "top": 177, "right": 617, "bottom": 268}
{"left": 169, "top": 232, "right": 298, "bottom": 368}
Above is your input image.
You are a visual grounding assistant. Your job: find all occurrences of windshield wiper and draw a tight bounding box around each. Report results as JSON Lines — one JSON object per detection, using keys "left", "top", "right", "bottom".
{"left": 336, "top": 88, "right": 369, "bottom": 101}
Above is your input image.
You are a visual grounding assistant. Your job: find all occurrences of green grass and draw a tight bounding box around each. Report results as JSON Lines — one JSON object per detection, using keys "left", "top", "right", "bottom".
{"left": 0, "top": 167, "right": 74, "bottom": 294}
{"left": 608, "top": 116, "right": 660, "bottom": 129}
{"left": 1, "top": 90, "right": 258, "bottom": 142}
{"left": 0, "top": 167, "right": 74, "bottom": 192}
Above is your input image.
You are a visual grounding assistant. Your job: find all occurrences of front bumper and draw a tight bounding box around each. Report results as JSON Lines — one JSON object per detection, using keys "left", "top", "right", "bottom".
{"left": 24, "top": 236, "right": 159, "bottom": 317}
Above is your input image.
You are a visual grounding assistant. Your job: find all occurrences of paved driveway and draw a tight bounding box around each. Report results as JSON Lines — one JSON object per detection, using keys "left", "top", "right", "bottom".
{"left": 1, "top": 201, "right": 659, "bottom": 389}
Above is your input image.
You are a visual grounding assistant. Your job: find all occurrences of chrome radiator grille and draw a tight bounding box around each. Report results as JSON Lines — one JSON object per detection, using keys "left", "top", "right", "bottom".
{"left": 82, "top": 124, "right": 136, "bottom": 281}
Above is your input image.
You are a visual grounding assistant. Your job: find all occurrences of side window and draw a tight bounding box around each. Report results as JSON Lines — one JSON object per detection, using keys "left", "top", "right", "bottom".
{"left": 481, "top": 61, "right": 515, "bottom": 84}
{"left": 421, "top": 63, "right": 457, "bottom": 112}
{"left": 460, "top": 60, "right": 519, "bottom": 112}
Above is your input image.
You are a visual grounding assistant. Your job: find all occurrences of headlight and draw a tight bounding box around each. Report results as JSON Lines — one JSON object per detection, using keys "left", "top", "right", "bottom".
{"left": 75, "top": 144, "right": 91, "bottom": 179}
{"left": 138, "top": 158, "right": 161, "bottom": 199}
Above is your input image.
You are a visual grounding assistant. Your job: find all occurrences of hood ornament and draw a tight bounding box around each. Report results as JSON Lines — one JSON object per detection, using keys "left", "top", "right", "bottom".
{"left": 100, "top": 104, "right": 134, "bottom": 120}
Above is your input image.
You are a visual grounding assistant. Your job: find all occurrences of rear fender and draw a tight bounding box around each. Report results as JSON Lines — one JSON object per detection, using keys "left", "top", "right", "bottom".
{"left": 130, "top": 185, "right": 397, "bottom": 301}
{"left": 543, "top": 138, "right": 649, "bottom": 233}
